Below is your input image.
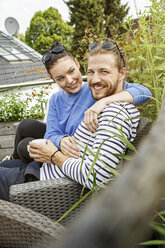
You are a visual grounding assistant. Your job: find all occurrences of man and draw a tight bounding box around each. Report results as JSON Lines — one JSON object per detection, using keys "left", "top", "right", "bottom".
{"left": 29, "top": 41, "right": 140, "bottom": 190}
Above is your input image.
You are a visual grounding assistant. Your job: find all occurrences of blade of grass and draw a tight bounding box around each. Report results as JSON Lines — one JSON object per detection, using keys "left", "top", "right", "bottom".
{"left": 139, "top": 240, "right": 165, "bottom": 245}
{"left": 150, "top": 222, "right": 165, "bottom": 236}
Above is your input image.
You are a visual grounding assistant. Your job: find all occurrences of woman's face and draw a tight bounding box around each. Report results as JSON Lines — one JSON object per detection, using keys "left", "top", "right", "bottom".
{"left": 49, "top": 56, "right": 83, "bottom": 94}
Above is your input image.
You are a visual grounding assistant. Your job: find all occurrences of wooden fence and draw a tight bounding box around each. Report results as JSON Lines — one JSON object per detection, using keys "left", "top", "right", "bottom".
{"left": 51, "top": 100, "right": 165, "bottom": 248}
{"left": 0, "top": 122, "right": 18, "bottom": 160}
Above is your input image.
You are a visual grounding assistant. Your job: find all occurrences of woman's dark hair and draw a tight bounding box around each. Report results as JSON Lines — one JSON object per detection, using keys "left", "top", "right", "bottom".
{"left": 43, "top": 42, "right": 74, "bottom": 73}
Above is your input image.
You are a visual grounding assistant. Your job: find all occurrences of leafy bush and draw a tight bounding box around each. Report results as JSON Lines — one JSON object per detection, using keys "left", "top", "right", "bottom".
{"left": 119, "top": 0, "right": 165, "bottom": 121}
{"left": 0, "top": 85, "right": 52, "bottom": 122}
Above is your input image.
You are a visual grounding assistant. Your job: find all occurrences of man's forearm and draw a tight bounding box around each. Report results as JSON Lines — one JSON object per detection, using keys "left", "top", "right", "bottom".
{"left": 104, "top": 90, "right": 133, "bottom": 105}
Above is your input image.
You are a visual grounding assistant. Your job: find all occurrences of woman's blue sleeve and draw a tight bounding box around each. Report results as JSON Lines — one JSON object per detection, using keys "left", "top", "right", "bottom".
{"left": 124, "top": 81, "right": 152, "bottom": 105}
{"left": 44, "top": 95, "right": 65, "bottom": 149}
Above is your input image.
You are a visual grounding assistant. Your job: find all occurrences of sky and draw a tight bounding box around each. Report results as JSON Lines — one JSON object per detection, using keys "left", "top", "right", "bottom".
{"left": 0, "top": 0, "right": 151, "bottom": 35}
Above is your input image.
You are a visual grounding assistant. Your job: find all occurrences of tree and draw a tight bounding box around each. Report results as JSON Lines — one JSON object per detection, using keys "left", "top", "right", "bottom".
{"left": 15, "top": 33, "right": 25, "bottom": 43}
{"left": 25, "top": 7, "right": 74, "bottom": 54}
{"left": 64, "top": 0, "right": 129, "bottom": 73}
{"left": 65, "top": 0, "right": 105, "bottom": 40}
{"left": 104, "top": 0, "right": 129, "bottom": 37}
{"left": 65, "top": 0, "right": 105, "bottom": 73}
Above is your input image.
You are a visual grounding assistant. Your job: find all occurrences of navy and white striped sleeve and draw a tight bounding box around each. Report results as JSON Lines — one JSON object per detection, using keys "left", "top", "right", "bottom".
{"left": 62, "top": 103, "right": 140, "bottom": 190}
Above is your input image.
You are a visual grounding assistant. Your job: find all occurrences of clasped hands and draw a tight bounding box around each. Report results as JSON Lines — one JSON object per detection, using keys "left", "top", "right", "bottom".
{"left": 29, "top": 139, "right": 57, "bottom": 163}
{"left": 29, "top": 137, "right": 81, "bottom": 163}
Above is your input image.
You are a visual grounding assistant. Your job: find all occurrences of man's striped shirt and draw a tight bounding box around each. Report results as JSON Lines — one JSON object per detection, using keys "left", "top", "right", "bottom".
{"left": 40, "top": 102, "right": 140, "bottom": 189}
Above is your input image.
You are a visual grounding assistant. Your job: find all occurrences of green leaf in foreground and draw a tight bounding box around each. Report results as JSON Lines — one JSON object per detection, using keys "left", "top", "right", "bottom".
{"left": 139, "top": 240, "right": 165, "bottom": 245}
{"left": 150, "top": 222, "right": 165, "bottom": 236}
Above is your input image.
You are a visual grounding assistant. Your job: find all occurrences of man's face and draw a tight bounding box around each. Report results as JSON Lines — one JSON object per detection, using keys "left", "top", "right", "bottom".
{"left": 87, "top": 53, "right": 126, "bottom": 100}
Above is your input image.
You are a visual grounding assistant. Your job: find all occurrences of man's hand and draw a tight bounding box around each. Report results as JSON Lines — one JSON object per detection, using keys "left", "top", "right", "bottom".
{"left": 29, "top": 140, "right": 57, "bottom": 163}
{"left": 60, "top": 136, "right": 80, "bottom": 158}
{"left": 84, "top": 98, "right": 107, "bottom": 132}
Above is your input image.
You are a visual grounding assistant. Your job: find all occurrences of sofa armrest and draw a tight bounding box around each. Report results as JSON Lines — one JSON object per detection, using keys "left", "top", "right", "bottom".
{"left": 0, "top": 199, "right": 64, "bottom": 248}
{"left": 10, "top": 177, "right": 90, "bottom": 226}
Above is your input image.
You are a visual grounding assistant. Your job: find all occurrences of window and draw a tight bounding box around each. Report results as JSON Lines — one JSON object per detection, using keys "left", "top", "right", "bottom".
{"left": 0, "top": 46, "right": 30, "bottom": 61}
{"left": 0, "top": 47, "right": 16, "bottom": 61}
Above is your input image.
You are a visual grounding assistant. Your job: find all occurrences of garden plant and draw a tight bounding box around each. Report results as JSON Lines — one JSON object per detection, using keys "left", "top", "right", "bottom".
{"left": 120, "top": 0, "right": 165, "bottom": 122}
{"left": 0, "top": 85, "right": 52, "bottom": 122}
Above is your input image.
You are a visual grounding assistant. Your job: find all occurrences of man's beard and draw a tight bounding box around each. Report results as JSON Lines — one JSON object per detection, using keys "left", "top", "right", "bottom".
{"left": 90, "top": 79, "right": 121, "bottom": 101}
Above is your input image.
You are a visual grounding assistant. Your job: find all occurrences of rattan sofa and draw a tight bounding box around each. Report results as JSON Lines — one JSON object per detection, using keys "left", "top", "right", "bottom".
{"left": 9, "top": 118, "right": 152, "bottom": 226}
{"left": 0, "top": 199, "right": 65, "bottom": 248}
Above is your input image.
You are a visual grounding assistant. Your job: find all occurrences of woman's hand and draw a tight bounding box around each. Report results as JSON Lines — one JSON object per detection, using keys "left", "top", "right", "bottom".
{"left": 60, "top": 136, "right": 80, "bottom": 158}
{"left": 29, "top": 139, "right": 57, "bottom": 163}
{"left": 84, "top": 98, "right": 107, "bottom": 132}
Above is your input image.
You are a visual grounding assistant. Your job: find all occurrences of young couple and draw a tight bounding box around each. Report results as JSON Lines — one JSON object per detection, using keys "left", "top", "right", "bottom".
{"left": 0, "top": 40, "right": 151, "bottom": 200}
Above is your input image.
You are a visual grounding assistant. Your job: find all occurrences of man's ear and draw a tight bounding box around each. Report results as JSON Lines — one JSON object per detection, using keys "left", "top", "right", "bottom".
{"left": 120, "top": 67, "right": 127, "bottom": 81}
{"left": 75, "top": 58, "right": 80, "bottom": 68}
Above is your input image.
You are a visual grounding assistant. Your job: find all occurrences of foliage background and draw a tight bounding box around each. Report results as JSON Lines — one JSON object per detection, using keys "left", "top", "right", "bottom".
{"left": 64, "top": 0, "right": 129, "bottom": 73}
{"left": 22, "top": 0, "right": 129, "bottom": 68}
{"left": 25, "top": 7, "right": 74, "bottom": 54}
{"left": 0, "top": 85, "right": 53, "bottom": 122}
{"left": 4, "top": 0, "right": 165, "bottom": 122}
{"left": 119, "top": 0, "right": 165, "bottom": 121}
